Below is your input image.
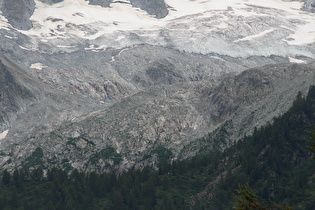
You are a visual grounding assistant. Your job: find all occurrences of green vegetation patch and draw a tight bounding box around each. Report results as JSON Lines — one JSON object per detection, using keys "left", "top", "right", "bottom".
{"left": 23, "top": 147, "right": 44, "bottom": 169}
{"left": 67, "top": 135, "right": 95, "bottom": 147}
{"left": 152, "top": 145, "right": 173, "bottom": 163}
{"left": 90, "top": 146, "right": 122, "bottom": 165}
{"left": 179, "top": 120, "right": 231, "bottom": 158}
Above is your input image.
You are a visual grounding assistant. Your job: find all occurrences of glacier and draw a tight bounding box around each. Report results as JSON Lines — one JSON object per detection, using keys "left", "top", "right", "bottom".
{"left": 0, "top": 0, "right": 314, "bottom": 59}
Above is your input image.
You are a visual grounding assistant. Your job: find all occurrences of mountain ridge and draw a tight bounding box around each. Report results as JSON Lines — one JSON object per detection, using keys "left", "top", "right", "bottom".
{"left": 1, "top": 58, "right": 314, "bottom": 172}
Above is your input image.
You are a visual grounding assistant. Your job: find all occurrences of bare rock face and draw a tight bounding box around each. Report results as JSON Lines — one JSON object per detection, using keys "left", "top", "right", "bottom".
{"left": 85, "top": 0, "right": 168, "bottom": 18}
{"left": 38, "top": 0, "right": 64, "bottom": 4}
{"left": 209, "top": 69, "right": 274, "bottom": 122}
{"left": 87, "top": 0, "right": 112, "bottom": 7}
{"left": 0, "top": 0, "right": 35, "bottom": 30}
{"left": 0, "top": 58, "right": 34, "bottom": 110}
{"left": 185, "top": 62, "right": 315, "bottom": 157}
{"left": 303, "top": 0, "right": 315, "bottom": 12}
{"left": 0, "top": 54, "right": 101, "bottom": 164}
{"left": 0, "top": 57, "right": 35, "bottom": 131}
{"left": 130, "top": 0, "right": 168, "bottom": 18}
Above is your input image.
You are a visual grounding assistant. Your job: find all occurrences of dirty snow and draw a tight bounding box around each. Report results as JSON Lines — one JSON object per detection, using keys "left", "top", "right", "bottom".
{"left": 288, "top": 57, "right": 306, "bottom": 63}
{"left": 234, "top": 29, "right": 275, "bottom": 42}
{"left": 30, "top": 62, "right": 48, "bottom": 70}
{"left": 0, "top": 130, "right": 9, "bottom": 140}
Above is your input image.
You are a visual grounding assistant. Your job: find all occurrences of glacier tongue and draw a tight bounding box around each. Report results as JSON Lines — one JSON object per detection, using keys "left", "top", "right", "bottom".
{"left": 6, "top": 0, "right": 313, "bottom": 59}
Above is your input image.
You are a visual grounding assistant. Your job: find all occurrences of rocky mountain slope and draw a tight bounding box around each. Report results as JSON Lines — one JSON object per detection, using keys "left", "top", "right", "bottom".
{"left": 0, "top": 0, "right": 315, "bottom": 172}
{"left": 1, "top": 58, "right": 314, "bottom": 172}
{"left": 0, "top": 54, "right": 101, "bottom": 164}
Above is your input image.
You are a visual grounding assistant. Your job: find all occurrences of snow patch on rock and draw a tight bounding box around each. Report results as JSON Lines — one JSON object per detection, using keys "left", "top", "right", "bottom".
{"left": 0, "top": 130, "right": 9, "bottom": 140}
{"left": 30, "top": 62, "right": 48, "bottom": 70}
{"left": 234, "top": 29, "right": 275, "bottom": 42}
{"left": 288, "top": 57, "right": 306, "bottom": 63}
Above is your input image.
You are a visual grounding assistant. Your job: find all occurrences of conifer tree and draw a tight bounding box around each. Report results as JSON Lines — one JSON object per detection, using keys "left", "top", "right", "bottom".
{"left": 310, "top": 130, "right": 315, "bottom": 157}
{"left": 2, "top": 169, "right": 11, "bottom": 185}
{"left": 233, "top": 184, "right": 292, "bottom": 210}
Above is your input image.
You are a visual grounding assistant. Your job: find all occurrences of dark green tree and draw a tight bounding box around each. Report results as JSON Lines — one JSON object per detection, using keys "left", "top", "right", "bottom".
{"left": 2, "top": 169, "right": 11, "bottom": 185}
{"left": 0, "top": 194, "right": 7, "bottom": 209}
{"left": 310, "top": 130, "right": 315, "bottom": 156}
{"left": 9, "top": 189, "right": 19, "bottom": 208}
{"left": 12, "top": 169, "right": 23, "bottom": 188}
{"left": 233, "top": 184, "right": 292, "bottom": 210}
{"left": 31, "top": 166, "right": 43, "bottom": 181}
